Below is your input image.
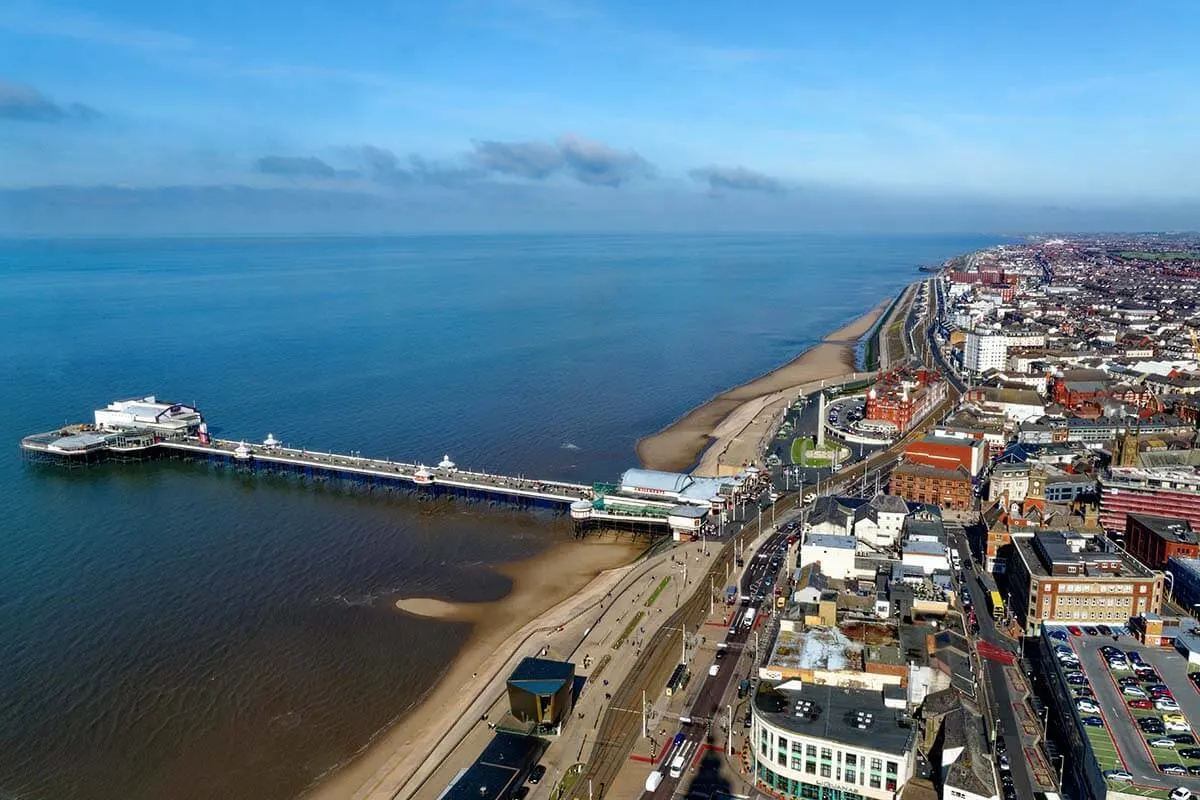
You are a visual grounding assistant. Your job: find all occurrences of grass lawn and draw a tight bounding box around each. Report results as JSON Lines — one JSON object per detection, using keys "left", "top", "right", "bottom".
{"left": 790, "top": 437, "right": 811, "bottom": 465}
{"left": 646, "top": 576, "right": 671, "bottom": 607}
{"left": 613, "top": 611, "right": 645, "bottom": 650}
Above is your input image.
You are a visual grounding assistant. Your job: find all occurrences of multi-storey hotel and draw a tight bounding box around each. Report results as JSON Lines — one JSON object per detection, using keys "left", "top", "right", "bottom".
{"left": 1099, "top": 466, "right": 1200, "bottom": 535}
{"left": 750, "top": 681, "right": 916, "bottom": 800}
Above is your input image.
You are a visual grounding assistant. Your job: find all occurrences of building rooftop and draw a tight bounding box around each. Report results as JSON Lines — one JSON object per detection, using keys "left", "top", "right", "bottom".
{"left": 806, "top": 534, "right": 857, "bottom": 550}
{"left": 1014, "top": 531, "right": 1156, "bottom": 579}
{"left": 507, "top": 657, "right": 574, "bottom": 696}
{"left": 1128, "top": 513, "right": 1197, "bottom": 545}
{"left": 753, "top": 681, "right": 914, "bottom": 756}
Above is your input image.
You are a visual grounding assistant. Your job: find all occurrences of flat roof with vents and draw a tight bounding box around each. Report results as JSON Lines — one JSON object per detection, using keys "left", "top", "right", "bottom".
{"left": 752, "top": 682, "right": 913, "bottom": 755}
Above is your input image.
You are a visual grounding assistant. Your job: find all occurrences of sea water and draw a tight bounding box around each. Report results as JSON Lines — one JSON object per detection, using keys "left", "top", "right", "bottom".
{"left": 0, "top": 233, "right": 1000, "bottom": 799}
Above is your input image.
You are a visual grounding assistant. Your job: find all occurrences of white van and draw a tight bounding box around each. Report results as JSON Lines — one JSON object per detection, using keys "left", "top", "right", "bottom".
{"left": 645, "top": 771, "right": 664, "bottom": 792}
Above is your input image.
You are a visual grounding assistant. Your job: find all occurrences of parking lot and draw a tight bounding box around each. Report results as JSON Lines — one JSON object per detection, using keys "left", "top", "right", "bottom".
{"left": 1048, "top": 624, "right": 1200, "bottom": 796}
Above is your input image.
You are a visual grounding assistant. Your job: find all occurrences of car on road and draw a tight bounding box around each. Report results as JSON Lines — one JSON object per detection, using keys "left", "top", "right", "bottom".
{"left": 1069, "top": 626, "right": 1084, "bottom": 636}
{"left": 997, "top": 755, "right": 1009, "bottom": 771}
{"left": 1162, "top": 764, "right": 1189, "bottom": 776}
{"left": 513, "top": 788, "right": 529, "bottom": 800}
{"left": 1103, "top": 769, "right": 1135, "bottom": 782}
{"left": 1002, "top": 787, "right": 1017, "bottom": 800}
{"left": 1129, "top": 698, "right": 1153, "bottom": 709}
{"left": 529, "top": 764, "right": 546, "bottom": 784}
{"left": 1152, "top": 738, "right": 1179, "bottom": 748}
{"left": 1082, "top": 716, "right": 1105, "bottom": 727}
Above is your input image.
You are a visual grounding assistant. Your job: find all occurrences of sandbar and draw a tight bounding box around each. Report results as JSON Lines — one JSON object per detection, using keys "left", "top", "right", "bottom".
{"left": 636, "top": 301, "right": 889, "bottom": 474}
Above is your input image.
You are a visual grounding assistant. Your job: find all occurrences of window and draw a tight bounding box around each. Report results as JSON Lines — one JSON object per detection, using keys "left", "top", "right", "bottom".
{"left": 821, "top": 747, "right": 833, "bottom": 761}
{"left": 820, "top": 763, "right": 831, "bottom": 778}
{"left": 805, "top": 760, "right": 816, "bottom": 775}
{"left": 806, "top": 744, "right": 817, "bottom": 757}
{"left": 845, "top": 768, "right": 857, "bottom": 784}
{"left": 871, "top": 758, "right": 883, "bottom": 771}
{"left": 777, "top": 751, "right": 786, "bottom": 766}
{"left": 845, "top": 753, "right": 857, "bottom": 767}
{"left": 887, "top": 761, "right": 898, "bottom": 775}
{"left": 869, "top": 774, "right": 882, "bottom": 789}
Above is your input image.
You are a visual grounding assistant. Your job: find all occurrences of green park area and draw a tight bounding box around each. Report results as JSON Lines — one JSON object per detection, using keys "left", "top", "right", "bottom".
{"left": 646, "top": 576, "right": 671, "bottom": 607}
{"left": 790, "top": 437, "right": 847, "bottom": 467}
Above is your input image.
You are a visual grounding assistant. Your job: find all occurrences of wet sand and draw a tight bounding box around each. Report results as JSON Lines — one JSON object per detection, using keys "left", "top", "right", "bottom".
{"left": 636, "top": 301, "right": 888, "bottom": 474}
{"left": 304, "top": 536, "right": 643, "bottom": 800}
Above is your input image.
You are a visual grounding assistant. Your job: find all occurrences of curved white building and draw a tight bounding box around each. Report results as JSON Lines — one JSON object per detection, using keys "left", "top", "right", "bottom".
{"left": 750, "top": 680, "right": 915, "bottom": 800}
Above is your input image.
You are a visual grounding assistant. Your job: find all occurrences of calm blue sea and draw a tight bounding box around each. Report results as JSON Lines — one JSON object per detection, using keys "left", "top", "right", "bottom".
{"left": 0, "top": 233, "right": 1001, "bottom": 800}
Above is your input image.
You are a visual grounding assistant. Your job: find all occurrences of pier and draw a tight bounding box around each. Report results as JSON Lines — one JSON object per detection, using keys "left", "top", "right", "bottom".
{"left": 20, "top": 397, "right": 761, "bottom": 539}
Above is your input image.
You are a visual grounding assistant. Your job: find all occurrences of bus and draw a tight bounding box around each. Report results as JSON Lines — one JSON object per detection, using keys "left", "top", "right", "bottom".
{"left": 989, "top": 590, "right": 1005, "bottom": 620}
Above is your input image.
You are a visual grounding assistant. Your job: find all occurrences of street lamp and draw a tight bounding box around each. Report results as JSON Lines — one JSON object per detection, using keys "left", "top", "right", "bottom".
{"left": 726, "top": 704, "right": 734, "bottom": 755}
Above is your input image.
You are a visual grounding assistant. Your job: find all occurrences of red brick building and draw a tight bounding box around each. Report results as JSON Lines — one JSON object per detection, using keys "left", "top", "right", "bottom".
{"left": 1125, "top": 513, "right": 1200, "bottom": 569}
{"left": 889, "top": 463, "right": 972, "bottom": 511}
{"left": 903, "top": 435, "right": 985, "bottom": 477}
{"left": 864, "top": 368, "right": 947, "bottom": 434}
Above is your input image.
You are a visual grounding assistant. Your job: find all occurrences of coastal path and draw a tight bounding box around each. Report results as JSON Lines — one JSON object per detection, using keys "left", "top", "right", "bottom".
{"left": 370, "top": 537, "right": 728, "bottom": 800}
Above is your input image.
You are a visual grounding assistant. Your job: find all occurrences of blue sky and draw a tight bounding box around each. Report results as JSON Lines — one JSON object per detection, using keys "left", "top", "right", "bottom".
{"left": 1, "top": 0, "right": 1199, "bottom": 232}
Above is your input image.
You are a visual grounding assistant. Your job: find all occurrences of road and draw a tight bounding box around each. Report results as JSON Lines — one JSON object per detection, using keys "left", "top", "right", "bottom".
{"left": 647, "top": 529, "right": 791, "bottom": 799}
{"left": 948, "top": 523, "right": 1038, "bottom": 800}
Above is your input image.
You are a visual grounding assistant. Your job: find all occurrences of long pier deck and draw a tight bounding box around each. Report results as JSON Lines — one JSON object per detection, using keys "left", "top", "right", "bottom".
{"left": 20, "top": 423, "right": 682, "bottom": 532}
{"left": 168, "top": 437, "right": 594, "bottom": 505}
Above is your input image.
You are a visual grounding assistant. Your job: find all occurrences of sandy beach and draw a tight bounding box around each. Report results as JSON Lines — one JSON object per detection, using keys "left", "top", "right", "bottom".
{"left": 304, "top": 536, "right": 643, "bottom": 800}
{"left": 636, "top": 300, "right": 889, "bottom": 474}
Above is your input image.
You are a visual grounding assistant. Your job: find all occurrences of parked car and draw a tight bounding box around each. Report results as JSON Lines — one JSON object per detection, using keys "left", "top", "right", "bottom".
{"left": 1049, "top": 629, "right": 1068, "bottom": 642}
{"left": 529, "top": 765, "right": 546, "bottom": 785}
{"left": 1151, "top": 738, "right": 1178, "bottom": 748}
{"left": 1077, "top": 700, "right": 1100, "bottom": 713}
{"left": 1119, "top": 676, "right": 1143, "bottom": 687}
{"left": 1097, "top": 624, "right": 1112, "bottom": 636}
{"left": 1170, "top": 788, "right": 1193, "bottom": 800}
{"left": 1163, "top": 713, "right": 1187, "bottom": 725}
{"left": 1108, "top": 659, "right": 1130, "bottom": 670}
{"left": 1067, "top": 674, "right": 1089, "bottom": 686}
{"left": 1124, "top": 686, "right": 1148, "bottom": 697}
{"left": 1156, "top": 700, "right": 1181, "bottom": 712}
{"left": 1129, "top": 699, "right": 1154, "bottom": 710}
{"left": 1161, "top": 764, "right": 1188, "bottom": 776}
{"left": 1074, "top": 687, "right": 1095, "bottom": 698}
{"left": 1084, "top": 626, "right": 1100, "bottom": 635}
{"left": 1166, "top": 721, "right": 1191, "bottom": 733}
{"left": 1082, "top": 716, "right": 1105, "bottom": 727}
{"left": 1171, "top": 734, "right": 1196, "bottom": 745}
{"left": 1069, "top": 626, "right": 1084, "bottom": 636}
{"left": 1139, "top": 669, "right": 1162, "bottom": 682}
{"left": 1178, "top": 747, "right": 1200, "bottom": 759}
